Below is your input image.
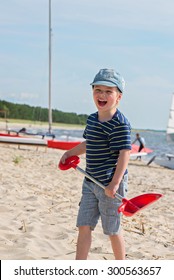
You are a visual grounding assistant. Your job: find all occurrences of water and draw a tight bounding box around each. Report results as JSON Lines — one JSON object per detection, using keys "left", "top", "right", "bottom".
{"left": 12, "top": 126, "right": 174, "bottom": 158}
{"left": 52, "top": 128, "right": 84, "bottom": 142}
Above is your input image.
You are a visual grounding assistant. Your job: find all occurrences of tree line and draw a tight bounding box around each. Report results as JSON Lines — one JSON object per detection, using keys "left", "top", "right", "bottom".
{"left": 0, "top": 100, "right": 88, "bottom": 125}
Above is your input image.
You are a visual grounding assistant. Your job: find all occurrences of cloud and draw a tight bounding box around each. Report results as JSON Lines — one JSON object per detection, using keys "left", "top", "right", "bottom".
{"left": 0, "top": 92, "right": 39, "bottom": 103}
{"left": 19, "top": 92, "right": 39, "bottom": 100}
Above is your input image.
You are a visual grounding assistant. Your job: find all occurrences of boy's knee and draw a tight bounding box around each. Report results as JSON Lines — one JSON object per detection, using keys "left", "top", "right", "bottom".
{"left": 78, "top": 225, "right": 92, "bottom": 234}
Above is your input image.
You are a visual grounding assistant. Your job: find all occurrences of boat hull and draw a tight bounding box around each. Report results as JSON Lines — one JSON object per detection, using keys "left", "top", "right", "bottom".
{"left": 131, "top": 144, "right": 153, "bottom": 154}
{"left": 0, "top": 135, "right": 47, "bottom": 146}
{"left": 154, "top": 157, "right": 174, "bottom": 170}
{"left": 166, "top": 133, "right": 174, "bottom": 142}
{"left": 0, "top": 133, "right": 20, "bottom": 137}
{"left": 47, "top": 140, "right": 81, "bottom": 150}
{"left": 0, "top": 134, "right": 81, "bottom": 150}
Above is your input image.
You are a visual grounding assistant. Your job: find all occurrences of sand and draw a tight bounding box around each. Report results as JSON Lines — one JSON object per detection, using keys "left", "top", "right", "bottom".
{"left": 0, "top": 141, "right": 173, "bottom": 260}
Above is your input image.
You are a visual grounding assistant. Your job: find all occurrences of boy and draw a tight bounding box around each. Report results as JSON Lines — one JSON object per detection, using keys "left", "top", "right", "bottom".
{"left": 59, "top": 68, "right": 131, "bottom": 259}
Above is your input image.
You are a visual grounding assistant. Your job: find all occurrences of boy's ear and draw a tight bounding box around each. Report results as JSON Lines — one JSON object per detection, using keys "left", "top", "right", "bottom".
{"left": 118, "top": 93, "right": 122, "bottom": 100}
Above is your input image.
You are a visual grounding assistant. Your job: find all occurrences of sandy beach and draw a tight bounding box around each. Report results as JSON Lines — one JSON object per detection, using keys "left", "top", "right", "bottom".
{"left": 0, "top": 139, "right": 174, "bottom": 260}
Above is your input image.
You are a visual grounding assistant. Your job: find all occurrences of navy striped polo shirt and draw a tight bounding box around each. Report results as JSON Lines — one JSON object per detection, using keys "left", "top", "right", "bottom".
{"left": 83, "top": 109, "right": 131, "bottom": 186}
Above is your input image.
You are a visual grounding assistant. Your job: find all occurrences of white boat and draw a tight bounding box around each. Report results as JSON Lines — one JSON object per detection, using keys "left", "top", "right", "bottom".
{"left": 0, "top": 135, "right": 47, "bottom": 146}
{"left": 154, "top": 155, "right": 174, "bottom": 169}
{"left": 166, "top": 92, "right": 174, "bottom": 142}
{"left": 130, "top": 152, "right": 147, "bottom": 159}
{"left": 147, "top": 153, "right": 174, "bottom": 170}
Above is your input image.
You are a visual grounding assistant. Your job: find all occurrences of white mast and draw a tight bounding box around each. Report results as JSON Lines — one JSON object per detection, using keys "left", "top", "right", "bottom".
{"left": 48, "top": 0, "right": 52, "bottom": 133}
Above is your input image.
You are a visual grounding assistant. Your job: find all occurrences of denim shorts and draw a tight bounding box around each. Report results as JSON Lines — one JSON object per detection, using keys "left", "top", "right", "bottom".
{"left": 76, "top": 174, "right": 128, "bottom": 235}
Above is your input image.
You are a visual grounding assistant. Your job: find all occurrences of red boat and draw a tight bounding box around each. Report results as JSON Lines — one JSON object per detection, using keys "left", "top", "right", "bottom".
{"left": 47, "top": 139, "right": 81, "bottom": 150}
{"left": 131, "top": 144, "right": 153, "bottom": 154}
{"left": 0, "top": 132, "right": 81, "bottom": 150}
{"left": 0, "top": 133, "right": 20, "bottom": 137}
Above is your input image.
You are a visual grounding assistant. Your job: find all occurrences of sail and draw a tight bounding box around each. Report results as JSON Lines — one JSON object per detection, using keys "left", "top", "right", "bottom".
{"left": 167, "top": 93, "right": 174, "bottom": 141}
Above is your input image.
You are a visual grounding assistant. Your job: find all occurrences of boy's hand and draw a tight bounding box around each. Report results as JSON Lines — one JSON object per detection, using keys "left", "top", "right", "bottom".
{"left": 105, "top": 182, "right": 119, "bottom": 199}
{"left": 58, "top": 141, "right": 86, "bottom": 165}
{"left": 59, "top": 152, "right": 70, "bottom": 164}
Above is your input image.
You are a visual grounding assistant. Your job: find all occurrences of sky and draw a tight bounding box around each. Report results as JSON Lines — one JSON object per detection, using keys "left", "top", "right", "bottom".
{"left": 0, "top": 0, "right": 174, "bottom": 130}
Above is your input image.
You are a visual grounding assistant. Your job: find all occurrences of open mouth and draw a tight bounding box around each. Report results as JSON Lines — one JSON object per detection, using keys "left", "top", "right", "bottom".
{"left": 98, "top": 99, "right": 107, "bottom": 107}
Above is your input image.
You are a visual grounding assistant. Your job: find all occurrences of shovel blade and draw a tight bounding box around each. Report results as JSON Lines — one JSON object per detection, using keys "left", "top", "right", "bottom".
{"left": 59, "top": 155, "right": 80, "bottom": 170}
{"left": 118, "top": 193, "right": 163, "bottom": 217}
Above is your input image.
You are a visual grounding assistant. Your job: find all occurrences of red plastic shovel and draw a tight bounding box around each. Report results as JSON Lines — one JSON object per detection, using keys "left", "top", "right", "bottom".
{"left": 58, "top": 156, "right": 163, "bottom": 217}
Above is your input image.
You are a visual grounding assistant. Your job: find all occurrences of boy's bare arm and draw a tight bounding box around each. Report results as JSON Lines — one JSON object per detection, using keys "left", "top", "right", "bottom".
{"left": 59, "top": 141, "right": 86, "bottom": 164}
{"left": 105, "top": 149, "right": 131, "bottom": 198}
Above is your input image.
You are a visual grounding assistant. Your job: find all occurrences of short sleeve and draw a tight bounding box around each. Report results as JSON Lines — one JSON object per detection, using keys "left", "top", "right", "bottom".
{"left": 109, "top": 124, "right": 132, "bottom": 151}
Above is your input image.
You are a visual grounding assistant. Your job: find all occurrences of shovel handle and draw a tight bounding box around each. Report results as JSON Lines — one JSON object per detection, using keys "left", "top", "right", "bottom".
{"left": 76, "top": 166, "right": 123, "bottom": 201}
{"left": 59, "top": 156, "right": 123, "bottom": 202}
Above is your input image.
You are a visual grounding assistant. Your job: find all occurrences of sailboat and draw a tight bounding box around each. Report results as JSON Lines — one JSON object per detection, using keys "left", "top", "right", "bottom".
{"left": 166, "top": 92, "right": 174, "bottom": 142}
{"left": 0, "top": 0, "right": 81, "bottom": 150}
{"left": 0, "top": 0, "right": 53, "bottom": 139}
{"left": 147, "top": 93, "right": 174, "bottom": 169}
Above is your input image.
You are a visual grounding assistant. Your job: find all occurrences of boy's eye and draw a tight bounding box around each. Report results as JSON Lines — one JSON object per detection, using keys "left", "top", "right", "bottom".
{"left": 94, "top": 89, "right": 113, "bottom": 94}
{"left": 95, "top": 89, "right": 101, "bottom": 93}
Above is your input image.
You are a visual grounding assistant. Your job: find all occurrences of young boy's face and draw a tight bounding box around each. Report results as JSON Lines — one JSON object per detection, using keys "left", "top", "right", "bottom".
{"left": 93, "top": 85, "right": 122, "bottom": 113}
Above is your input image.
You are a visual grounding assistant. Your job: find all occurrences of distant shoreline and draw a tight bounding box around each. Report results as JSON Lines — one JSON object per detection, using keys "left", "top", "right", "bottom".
{"left": 0, "top": 119, "right": 85, "bottom": 131}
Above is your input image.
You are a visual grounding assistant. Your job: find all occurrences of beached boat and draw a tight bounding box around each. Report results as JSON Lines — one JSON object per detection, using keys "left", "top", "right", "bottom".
{"left": 0, "top": 135, "right": 81, "bottom": 149}
{"left": 129, "top": 144, "right": 153, "bottom": 159}
{"left": 47, "top": 139, "right": 81, "bottom": 150}
{"left": 147, "top": 153, "right": 174, "bottom": 170}
{"left": 0, "top": 135, "right": 47, "bottom": 146}
{"left": 0, "top": 133, "right": 81, "bottom": 148}
{"left": 166, "top": 92, "right": 174, "bottom": 142}
{"left": 153, "top": 155, "right": 174, "bottom": 169}
{"left": 0, "top": 133, "right": 20, "bottom": 138}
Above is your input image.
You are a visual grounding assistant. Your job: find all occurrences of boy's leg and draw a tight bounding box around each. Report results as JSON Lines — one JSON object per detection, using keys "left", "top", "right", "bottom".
{"left": 109, "top": 230, "right": 125, "bottom": 260}
{"left": 76, "top": 225, "right": 92, "bottom": 260}
{"left": 76, "top": 179, "right": 100, "bottom": 260}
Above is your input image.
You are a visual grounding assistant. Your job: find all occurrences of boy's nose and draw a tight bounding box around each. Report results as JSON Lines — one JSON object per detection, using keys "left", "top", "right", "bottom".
{"left": 99, "top": 91, "right": 106, "bottom": 96}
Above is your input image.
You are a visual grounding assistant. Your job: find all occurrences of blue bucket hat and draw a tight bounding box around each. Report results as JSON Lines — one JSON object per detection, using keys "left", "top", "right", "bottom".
{"left": 90, "top": 68, "right": 125, "bottom": 93}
